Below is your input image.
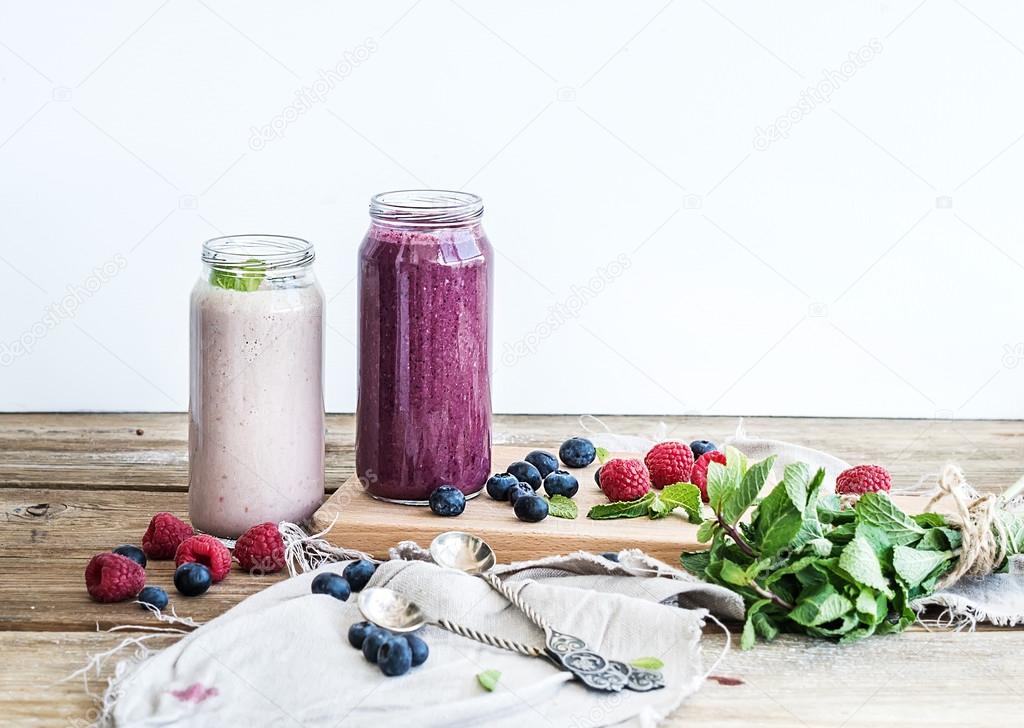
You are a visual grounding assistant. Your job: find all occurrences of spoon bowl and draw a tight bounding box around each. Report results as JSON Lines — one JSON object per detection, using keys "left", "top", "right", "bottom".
{"left": 358, "top": 587, "right": 427, "bottom": 633}
{"left": 429, "top": 531, "right": 496, "bottom": 574}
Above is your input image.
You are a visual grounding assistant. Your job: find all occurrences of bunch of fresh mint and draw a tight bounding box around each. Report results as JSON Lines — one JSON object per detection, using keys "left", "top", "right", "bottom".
{"left": 681, "top": 446, "right": 1024, "bottom": 649}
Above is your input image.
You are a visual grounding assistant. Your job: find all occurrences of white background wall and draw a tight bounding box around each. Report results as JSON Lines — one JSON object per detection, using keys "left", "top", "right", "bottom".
{"left": 1, "top": 1, "right": 1023, "bottom": 418}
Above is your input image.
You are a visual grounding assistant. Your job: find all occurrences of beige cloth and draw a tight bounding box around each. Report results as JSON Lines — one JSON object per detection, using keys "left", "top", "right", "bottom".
{"left": 109, "top": 551, "right": 743, "bottom": 727}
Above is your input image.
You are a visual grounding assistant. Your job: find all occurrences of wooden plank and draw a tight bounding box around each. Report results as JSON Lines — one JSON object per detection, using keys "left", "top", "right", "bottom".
{"left": 2, "top": 630, "right": 1022, "bottom": 728}
{"left": 2, "top": 413, "right": 1022, "bottom": 493}
{"left": 311, "top": 445, "right": 956, "bottom": 563}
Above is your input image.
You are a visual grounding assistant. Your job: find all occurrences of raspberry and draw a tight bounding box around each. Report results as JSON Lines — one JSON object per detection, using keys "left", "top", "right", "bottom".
{"left": 234, "top": 522, "right": 286, "bottom": 574}
{"left": 85, "top": 553, "right": 146, "bottom": 603}
{"left": 644, "top": 441, "right": 695, "bottom": 489}
{"left": 836, "top": 465, "right": 891, "bottom": 496}
{"left": 599, "top": 458, "right": 651, "bottom": 502}
{"left": 690, "top": 451, "right": 727, "bottom": 503}
{"left": 142, "top": 512, "right": 194, "bottom": 560}
{"left": 175, "top": 535, "right": 232, "bottom": 582}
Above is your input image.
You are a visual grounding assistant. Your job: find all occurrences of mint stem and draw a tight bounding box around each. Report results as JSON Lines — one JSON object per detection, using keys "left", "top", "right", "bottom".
{"left": 749, "top": 580, "right": 795, "bottom": 611}
{"left": 716, "top": 512, "right": 755, "bottom": 558}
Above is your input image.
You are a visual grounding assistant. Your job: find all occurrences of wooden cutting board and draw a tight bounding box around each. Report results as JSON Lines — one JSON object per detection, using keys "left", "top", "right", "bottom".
{"left": 311, "top": 445, "right": 945, "bottom": 565}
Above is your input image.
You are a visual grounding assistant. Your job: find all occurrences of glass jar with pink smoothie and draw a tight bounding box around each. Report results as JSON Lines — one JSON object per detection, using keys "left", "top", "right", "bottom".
{"left": 189, "top": 235, "right": 325, "bottom": 537}
{"left": 357, "top": 191, "right": 493, "bottom": 503}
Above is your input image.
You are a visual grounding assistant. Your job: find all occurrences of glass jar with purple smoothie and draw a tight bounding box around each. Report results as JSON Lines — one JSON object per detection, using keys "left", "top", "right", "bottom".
{"left": 189, "top": 235, "right": 325, "bottom": 537}
{"left": 357, "top": 191, "right": 493, "bottom": 503}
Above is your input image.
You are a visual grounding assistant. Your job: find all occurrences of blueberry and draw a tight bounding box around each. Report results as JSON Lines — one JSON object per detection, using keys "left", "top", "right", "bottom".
{"left": 507, "top": 461, "right": 542, "bottom": 490}
{"left": 348, "top": 621, "right": 378, "bottom": 649}
{"left": 343, "top": 559, "right": 376, "bottom": 592}
{"left": 690, "top": 440, "right": 717, "bottom": 459}
{"left": 377, "top": 635, "right": 413, "bottom": 676}
{"left": 508, "top": 483, "right": 533, "bottom": 506}
{"left": 559, "top": 437, "right": 596, "bottom": 468}
{"left": 311, "top": 572, "right": 352, "bottom": 601}
{"left": 428, "top": 485, "right": 466, "bottom": 516}
{"left": 137, "top": 585, "right": 168, "bottom": 610}
{"left": 525, "top": 450, "right": 558, "bottom": 478}
{"left": 174, "top": 562, "right": 212, "bottom": 597}
{"left": 595, "top": 466, "right": 602, "bottom": 487}
{"left": 404, "top": 633, "right": 429, "bottom": 666}
{"left": 485, "top": 472, "right": 519, "bottom": 501}
{"left": 113, "top": 544, "right": 147, "bottom": 568}
{"left": 600, "top": 552, "right": 620, "bottom": 562}
{"left": 543, "top": 470, "right": 579, "bottom": 498}
{"left": 362, "top": 628, "right": 391, "bottom": 663}
{"left": 514, "top": 494, "right": 549, "bottom": 522}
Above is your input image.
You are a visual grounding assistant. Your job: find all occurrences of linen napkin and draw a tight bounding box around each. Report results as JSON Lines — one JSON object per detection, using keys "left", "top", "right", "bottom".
{"left": 107, "top": 552, "right": 743, "bottom": 727}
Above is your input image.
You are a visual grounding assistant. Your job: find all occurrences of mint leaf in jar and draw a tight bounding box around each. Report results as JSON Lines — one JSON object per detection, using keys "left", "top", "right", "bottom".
{"left": 210, "top": 258, "right": 265, "bottom": 291}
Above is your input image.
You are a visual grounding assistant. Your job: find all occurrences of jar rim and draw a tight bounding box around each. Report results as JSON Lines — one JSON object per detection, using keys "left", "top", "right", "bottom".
{"left": 202, "top": 234, "right": 314, "bottom": 270}
{"left": 369, "top": 190, "right": 483, "bottom": 226}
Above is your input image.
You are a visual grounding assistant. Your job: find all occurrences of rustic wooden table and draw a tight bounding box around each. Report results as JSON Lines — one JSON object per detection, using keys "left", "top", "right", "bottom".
{"left": 2, "top": 413, "right": 1023, "bottom": 726}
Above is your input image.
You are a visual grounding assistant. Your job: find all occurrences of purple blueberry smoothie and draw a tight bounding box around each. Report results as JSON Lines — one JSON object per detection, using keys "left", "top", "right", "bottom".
{"left": 356, "top": 191, "right": 492, "bottom": 503}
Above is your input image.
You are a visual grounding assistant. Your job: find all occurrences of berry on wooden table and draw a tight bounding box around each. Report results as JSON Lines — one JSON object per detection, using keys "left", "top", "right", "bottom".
{"left": 113, "top": 544, "right": 147, "bottom": 568}
{"left": 234, "top": 522, "right": 286, "bottom": 574}
{"left": 175, "top": 535, "right": 232, "bottom": 582}
{"left": 137, "top": 586, "right": 169, "bottom": 610}
{"left": 85, "top": 553, "right": 146, "bottom": 603}
{"left": 174, "top": 562, "right": 212, "bottom": 597}
{"left": 525, "top": 450, "right": 559, "bottom": 478}
{"left": 507, "top": 483, "right": 533, "bottom": 506}
{"left": 142, "top": 512, "right": 194, "bottom": 560}
{"left": 690, "top": 451, "right": 727, "bottom": 503}
{"left": 836, "top": 465, "right": 892, "bottom": 495}
{"left": 543, "top": 470, "right": 579, "bottom": 498}
{"left": 599, "top": 458, "right": 651, "bottom": 502}
{"left": 428, "top": 485, "right": 466, "bottom": 516}
{"left": 485, "top": 473, "right": 519, "bottom": 501}
{"left": 559, "top": 437, "right": 597, "bottom": 468}
{"left": 514, "top": 494, "right": 549, "bottom": 522}
{"left": 644, "top": 441, "right": 695, "bottom": 489}
{"left": 507, "top": 461, "right": 542, "bottom": 490}
{"left": 690, "top": 440, "right": 717, "bottom": 459}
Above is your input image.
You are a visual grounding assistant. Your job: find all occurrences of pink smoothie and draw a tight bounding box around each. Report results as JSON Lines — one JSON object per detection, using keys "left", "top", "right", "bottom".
{"left": 189, "top": 280, "right": 325, "bottom": 537}
{"left": 356, "top": 222, "right": 492, "bottom": 502}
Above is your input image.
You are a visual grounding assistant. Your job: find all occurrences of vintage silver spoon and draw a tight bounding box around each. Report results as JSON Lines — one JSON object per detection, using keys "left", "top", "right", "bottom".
{"left": 427, "top": 531, "right": 664, "bottom": 692}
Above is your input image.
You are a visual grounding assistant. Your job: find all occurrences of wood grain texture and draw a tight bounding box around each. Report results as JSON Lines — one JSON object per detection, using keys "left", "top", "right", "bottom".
{"left": 2, "top": 630, "right": 1023, "bottom": 728}
{"left": 2, "top": 413, "right": 1024, "bottom": 727}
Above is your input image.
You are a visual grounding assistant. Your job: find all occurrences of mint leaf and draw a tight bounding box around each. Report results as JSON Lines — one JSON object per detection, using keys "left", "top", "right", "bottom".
{"left": 789, "top": 584, "right": 853, "bottom": 627}
{"left": 587, "top": 492, "right": 655, "bottom": 520}
{"left": 660, "top": 482, "right": 704, "bottom": 524}
{"left": 680, "top": 550, "right": 711, "bottom": 576}
{"left": 808, "top": 538, "right": 833, "bottom": 557}
{"left": 912, "top": 512, "right": 947, "bottom": 528}
{"left": 893, "top": 545, "right": 952, "bottom": 589}
{"left": 696, "top": 518, "right": 718, "bottom": 543}
{"left": 724, "top": 455, "right": 775, "bottom": 525}
{"left": 741, "top": 599, "right": 771, "bottom": 650}
{"left": 595, "top": 447, "right": 609, "bottom": 465}
{"left": 719, "top": 559, "right": 750, "bottom": 587}
{"left": 545, "top": 494, "right": 577, "bottom": 519}
{"left": 855, "top": 492, "right": 925, "bottom": 546}
{"left": 839, "top": 535, "right": 893, "bottom": 596}
{"left": 782, "top": 462, "right": 810, "bottom": 514}
{"left": 629, "top": 657, "right": 664, "bottom": 670}
{"left": 476, "top": 669, "right": 501, "bottom": 691}
{"left": 648, "top": 493, "right": 670, "bottom": 519}
{"left": 210, "top": 258, "right": 265, "bottom": 291}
